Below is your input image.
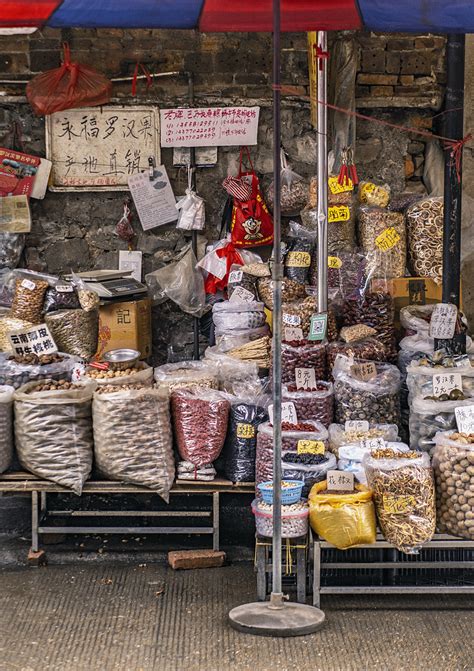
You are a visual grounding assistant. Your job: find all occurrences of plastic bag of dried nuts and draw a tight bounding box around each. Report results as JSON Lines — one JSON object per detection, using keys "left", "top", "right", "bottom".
{"left": 358, "top": 181, "right": 390, "bottom": 208}
{"left": 0, "top": 385, "right": 14, "bottom": 473}
{"left": 257, "top": 276, "right": 305, "bottom": 310}
{"left": 327, "top": 337, "right": 387, "bottom": 379}
{"left": 154, "top": 360, "right": 218, "bottom": 394}
{"left": 43, "top": 281, "right": 81, "bottom": 313}
{"left": 342, "top": 290, "right": 397, "bottom": 362}
{"left": 328, "top": 422, "right": 400, "bottom": 457}
{"left": 227, "top": 265, "right": 259, "bottom": 301}
{"left": 333, "top": 355, "right": 401, "bottom": 426}
{"left": 0, "top": 310, "right": 34, "bottom": 353}
{"left": 282, "top": 296, "right": 317, "bottom": 338}
{"left": 45, "top": 309, "right": 99, "bottom": 360}
{"left": 308, "top": 175, "right": 354, "bottom": 207}
{"left": 171, "top": 389, "right": 230, "bottom": 467}
{"left": 10, "top": 277, "right": 49, "bottom": 324}
{"left": 83, "top": 362, "right": 153, "bottom": 387}
{"left": 266, "top": 151, "right": 309, "bottom": 215}
{"left": 280, "top": 340, "right": 327, "bottom": 385}
{"left": 300, "top": 202, "right": 356, "bottom": 253}
{"left": 0, "top": 351, "right": 79, "bottom": 390}
{"left": 93, "top": 385, "right": 175, "bottom": 500}
{"left": 14, "top": 380, "right": 95, "bottom": 494}
{"left": 406, "top": 196, "right": 443, "bottom": 284}
{"left": 408, "top": 396, "right": 474, "bottom": 456}
{"left": 358, "top": 207, "right": 406, "bottom": 279}
{"left": 282, "top": 382, "right": 334, "bottom": 427}
{"left": 433, "top": 431, "right": 474, "bottom": 540}
{"left": 364, "top": 449, "right": 436, "bottom": 553}
{"left": 309, "top": 250, "right": 366, "bottom": 302}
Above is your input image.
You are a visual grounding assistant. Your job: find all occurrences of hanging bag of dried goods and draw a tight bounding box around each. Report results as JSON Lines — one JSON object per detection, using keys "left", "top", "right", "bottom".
{"left": 93, "top": 385, "right": 175, "bottom": 501}
{"left": 433, "top": 431, "right": 474, "bottom": 540}
{"left": 308, "top": 481, "right": 376, "bottom": 549}
{"left": 10, "top": 277, "right": 49, "bottom": 324}
{"left": 301, "top": 201, "right": 356, "bottom": 253}
{"left": 171, "top": 389, "right": 230, "bottom": 467}
{"left": 406, "top": 196, "right": 443, "bottom": 283}
{"left": 333, "top": 355, "right": 401, "bottom": 426}
{"left": 14, "top": 380, "right": 95, "bottom": 494}
{"left": 45, "top": 309, "right": 98, "bottom": 360}
{"left": 26, "top": 43, "right": 112, "bottom": 116}
{"left": 282, "top": 382, "right": 334, "bottom": 427}
{"left": 358, "top": 206, "right": 406, "bottom": 279}
{"left": 0, "top": 385, "right": 14, "bottom": 473}
{"left": 223, "top": 395, "right": 268, "bottom": 482}
{"left": 358, "top": 181, "right": 390, "bottom": 208}
{"left": 230, "top": 147, "right": 273, "bottom": 248}
{"left": 284, "top": 222, "right": 315, "bottom": 285}
{"left": 364, "top": 449, "right": 436, "bottom": 553}
{"left": 266, "top": 149, "right": 308, "bottom": 215}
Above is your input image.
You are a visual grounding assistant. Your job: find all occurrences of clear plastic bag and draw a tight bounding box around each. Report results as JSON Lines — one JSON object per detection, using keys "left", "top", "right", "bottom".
{"left": 176, "top": 169, "right": 205, "bottom": 231}
{"left": 338, "top": 441, "right": 409, "bottom": 485}
{"left": 284, "top": 222, "right": 315, "bottom": 285}
{"left": 70, "top": 272, "right": 100, "bottom": 312}
{"left": 280, "top": 341, "right": 327, "bottom": 385}
{"left": 43, "top": 280, "right": 81, "bottom": 314}
{"left": 282, "top": 451, "right": 336, "bottom": 497}
{"left": 45, "top": 309, "right": 99, "bottom": 360}
{"left": 358, "top": 206, "right": 406, "bottom": 279}
{"left": 154, "top": 360, "right": 218, "bottom": 394}
{"left": 14, "top": 380, "right": 95, "bottom": 494}
{"left": 433, "top": 431, "right": 474, "bottom": 540}
{"left": 406, "top": 196, "right": 443, "bottom": 283}
{"left": 0, "top": 385, "right": 14, "bottom": 473}
{"left": 257, "top": 276, "right": 305, "bottom": 310}
{"left": 212, "top": 300, "right": 266, "bottom": 332}
{"left": 333, "top": 355, "right": 401, "bottom": 425}
{"left": 406, "top": 360, "right": 474, "bottom": 400}
{"left": 223, "top": 396, "right": 268, "bottom": 482}
{"left": 0, "top": 232, "right": 24, "bottom": 269}
{"left": 214, "top": 325, "right": 270, "bottom": 353}
{"left": 146, "top": 248, "right": 207, "bottom": 317}
{"left": 327, "top": 338, "right": 387, "bottom": 379}
{"left": 10, "top": 276, "right": 49, "bottom": 324}
{"left": 400, "top": 304, "right": 434, "bottom": 335}
{"left": 309, "top": 250, "right": 365, "bottom": 302}
{"left": 93, "top": 386, "right": 175, "bottom": 500}
{"left": 266, "top": 150, "right": 308, "bottom": 215}
{"left": 0, "top": 352, "right": 79, "bottom": 390}
{"left": 282, "top": 382, "right": 334, "bottom": 427}
{"left": 0, "top": 269, "right": 57, "bottom": 308}
{"left": 409, "top": 396, "right": 474, "bottom": 456}
{"left": 358, "top": 181, "right": 390, "bottom": 208}
{"left": 328, "top": 422, "right": 400, "bottom": 457}
{"left": 203, "top": 346, "right": 259, "bottom": 392}
{"left": 227, "top": 264, "right": 259, "bottom": 301}
{"left": 0, "top": 309, "right": 34, "bottom": 352}
{"left": 171, "top": 389, "right": 230, "bottom": 467}
{"left": 252, "top": 499, "right": 309, "bottom": 538}
{"left": 364, "top": 450, "right": 436, "bottom": 553}
{"left": 343, "top": 290, "right": 397, "bottom": 362}
{"left": 301, "top": 202, "right": 356, "bottom": 253}
{"left": 83, "top": 362, "right": 153, "bottom": 387}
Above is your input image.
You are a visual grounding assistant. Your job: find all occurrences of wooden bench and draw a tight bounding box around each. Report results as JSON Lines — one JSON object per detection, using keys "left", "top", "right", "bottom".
{"left": 0, "top": 472, "right": 254, "bottom": 557}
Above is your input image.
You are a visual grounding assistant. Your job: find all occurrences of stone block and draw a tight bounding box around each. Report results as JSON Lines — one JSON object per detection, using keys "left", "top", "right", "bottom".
{"left": 30, "top": 50, "right": 60, "bottom": 72}
{"left": 400, "top": 75, "right": 415, "bottom": 85}
{"left": 168, "top": 550, "right": 226, "bottom": 570}
{"left": 361, "top": 49, "right": 385, "bottom": 73}
{"left": 44, "top": 239, "right": 91, "bottom": 273}
{"left": 385, "top": 52, "right": 401, "bottom": 75}
{"left": 387, "top": 38, "right": 415, "bottom": 50}
{"left": 357, "top": 74, "right": 398, "bottom": 85}
{"left": 405, "top": 156, "right": 415, "bottom": 178}
{"left": 371, "top": 86, "right": 394, "bottom": 97}
{"left": 400, "top": 50, "right": 434, "bottom": 75}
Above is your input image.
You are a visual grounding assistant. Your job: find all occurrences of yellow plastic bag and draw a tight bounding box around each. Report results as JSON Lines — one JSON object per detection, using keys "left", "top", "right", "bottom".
{"left": 309, "top": 480, "right": 377, "bottom": 549}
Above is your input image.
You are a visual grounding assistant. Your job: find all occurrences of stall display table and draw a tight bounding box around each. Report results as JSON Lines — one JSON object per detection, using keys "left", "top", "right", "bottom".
{"left": 255, "top": 534, "right": 309, "bottom": 603}
{"left": 0, "top": 473, "right": 254, "bottom": 557}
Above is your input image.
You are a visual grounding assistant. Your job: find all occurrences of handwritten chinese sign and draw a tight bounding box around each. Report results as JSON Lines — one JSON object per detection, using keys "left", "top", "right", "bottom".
{"left": 295, "top": 367, "right": 317, "bottom": 390}
{"left": 430, "top": 303, "right": 458, "bottom": 340}
{"left": 46, "top": 106, "right": 160, "bottom": 191}
{"left": 160, "top": 107, "right": 260, "bottom": 147}
{"left": 8, "top": 324, "right": 57, "bottom": 357}
{"left": 327, "top": 470, "right": 355, "bottom": 492}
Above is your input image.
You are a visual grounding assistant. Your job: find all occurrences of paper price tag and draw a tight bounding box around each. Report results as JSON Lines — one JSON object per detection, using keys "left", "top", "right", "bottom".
{"left": 8, "top": 323, "right": 58, "bottom": 357}
{"left": 327, "top": 470, "right": 355, "bottom": 492}
{"left": 328, "top": 176, "right": 353, "bottom": 195}
{"left": 283, "top": 313, "right": 301, "bottom": 327}
{"left": 328, "top": 256, "right": 342, "bottom": 269}
{"left": 308, "top": 313, "right": 327, "bottom": 341}
{"left": 430, "top": 303, "right": 458, "bottom": 340}
{"left": 383, "top": 495, "right": 416, "bottom": 515}
{"left": 20, "top": 279, "right": 36, "bottom": 291}
{"left": 268, "top": 402, "right": 298, "bottom": 426}
{"left": 297, "top": 440, "right": 325, "bottom": 455}
{"left": 286, "top": 251, "right": 311, "bottom": 268}
{"left": 228, "top": 269, "right": 243, "bottom": 284}
{"left": 229, "top": 286, "right": 255, "bottom": 303}
{"left": 284, "top": 327, "right": 304, "bottom": 342}
{"left": 236, "top": 423, "right": 255, "bottom": 439}
{"left": 361, "top": 437, "right": 386, "bottom": 451}
{"left": 375, "top": 227, "right": 401, "bottom": 252}
{"left": 345, "top": 420, "right": 370, "bottom": 433}
{"left": 328, "top": 205, "right": 350, "bottom": 223}
{"left": 56, "top": 285, "right": 74, "bottom": 293}
{"left": 455, "top": 405, "right": 474, "bottom": 434}
{"left": 433, "top": 373, "right": 463, "bottom": 397}
{"left": 295, "top": 367, "right": 317, "bottom": 390}
{"left": 351, "top": 361, "right": 377, "bottom": 382}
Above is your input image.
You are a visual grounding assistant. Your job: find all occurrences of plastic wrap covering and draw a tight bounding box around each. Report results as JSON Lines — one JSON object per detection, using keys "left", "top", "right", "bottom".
{"left": 284, "top": 222, "right": 314, "bottom": 285}
{"left": 43, "top": 282, "right": 81, "bottom": 313}
{"left": 14, "top": 381, "right": 94, "bottom": 494}
{"left": 301, "top": 202, "right": 356, "bottom": 253}
{"left": 93, "top": 386, "right": 174, "bottom": 501}
{"left": 328, "top": 422, "right": 400, "bottom": 457}
{"left": 212, "top": 300, "right": 266, "bottom": 332}
{"left": 281, "top": 451, "right": 336, "bottom": 497}
{"left": 364, "top": 450, "right": 436, "bottom": 554}
{"left": 223, "top": 397, "right": 268, "bottom": 482}
{"left": 154, "top": 360, "right": 218, "bottom": 394}
{"left": 282, "top": 382, "right": 333, "bottom": 427}
{"left": 0, "top": 352, "right": 78, "bottom": 390}
{"left": 252, "top": 499, "right": 309, "bottom": 538}
{"left": 359, "top": 207, "right": 406, "bottom": 279}
{"left": 10, "top": 277, "right": 49, "bottom": 324}
{"left": 0, "top": 269, "right": 57, "bottom": 309}
{"left": 399, "top": 304, "right": 434, "bottom": 335}
{"left": 358, "top": 181, "right": 390, "bottom": 208}
{"left": 343, "top": 290, "right": 397, "bottom": 362}
{"left": 309, "top": 481, "right": 377, "bottom": 549}
{"left": 45, "top": 309, "right": 99, "bottom": 360}
{"left": 215, "top": 325, "right": 270, "bottom": 353}
{"left": 338, "top": 441, "right": 409, "bottom": 485}
{"left": 0, "top": 233, "right": 24, "bottom": 270}
{"left": 406, "top": 360, "right": 474, "bottom": 401}
{"left": 327, "top": 338, "right": 386, "bottom": 379}
{"left": 203, "top": 346, "right": 259, "bottom": 392}
{"left": 433, "top": 432, "right": 474, "bottom": 540}
{"left": 171, "top": 389, "right": 230, "bottom": 467}
{"left": 266, "top": 151, "right": 308, "bottom": 216}
{"left": 83, "top": 362, "right": 153, "bottom": 386}
{"left": 333, "top": 356, "right": 401, "bottom": 426}
{"left": 409, "top": 396, "right": 474, "bottom": 456}
{"left": 280, "top": 341, "right": 327, "bottom": 385}
{"left": 406, "top": 196, "right": 443, "bottom": 283}
{"left": 0, "top": 386, "right": 14, "bottom": 473}
{"left": 0, "top": 309, "right": 33, "bottom": 353}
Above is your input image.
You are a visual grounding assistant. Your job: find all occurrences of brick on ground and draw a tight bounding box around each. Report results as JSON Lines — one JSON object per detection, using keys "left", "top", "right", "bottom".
{"left": 168, "top": 550, "right": 226, "bottom": 570}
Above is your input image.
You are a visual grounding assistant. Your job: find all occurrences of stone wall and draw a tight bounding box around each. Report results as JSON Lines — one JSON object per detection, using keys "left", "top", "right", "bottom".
{"left": 0, "top": 29, "right": 447, "bottom": 360}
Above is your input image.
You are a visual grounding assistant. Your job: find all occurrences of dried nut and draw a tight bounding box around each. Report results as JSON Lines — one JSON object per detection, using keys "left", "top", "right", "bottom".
{"left": 279, "top": 342, "right": 327, "bottom": 385}
{"left": 254, "top": 499, "right": 309, "bottom": 538}
{"left": 282, "top": 382, "right": 334, "bottom": 426}
{"left": 257, "top": 277, "right": 305, "bottom": 310}
{"left": 45, "top": 309, "right": 99, "bottom": 360}
{"left": 358, "top": 207, "right": 406, "bottom": 279}
{"left": 342, "top": 291, "right": 397, "bottom": 362}
{"left": 327, "top": 338, "right": 386, "bottom": 380}
{"left": 10, "top": 278, "right": 49, "bottom": 324}
{"left": 406, "top": 197, "right": 443, "bottom": 283}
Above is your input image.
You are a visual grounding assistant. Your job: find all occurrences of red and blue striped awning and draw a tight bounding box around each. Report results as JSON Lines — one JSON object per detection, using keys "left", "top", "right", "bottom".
{"left": 1, "top": 0, "right": 474, "bottom": 33}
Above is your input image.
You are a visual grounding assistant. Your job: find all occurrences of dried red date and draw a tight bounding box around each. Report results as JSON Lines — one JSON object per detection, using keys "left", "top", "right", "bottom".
{"left": 282, "top": 382, "right": 334, "bottom": 427}
{"left": 342, "top": 291, "right": 397, "bottom": 362}
{"left": 279, "top": 341, "right": 327, "bottom": 384}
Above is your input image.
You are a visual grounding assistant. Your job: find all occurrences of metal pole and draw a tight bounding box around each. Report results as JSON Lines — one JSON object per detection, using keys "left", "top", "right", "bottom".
{"left": 436, "top": 34, "right": 466, "bottom": 354}
{"left": 270, "top": 0, "right": 283, "bottom": 606}
{"left": 188, "top": 71, "right": 200, "bottom": 361}
{"left": 317, "top": 31, "right": 328, "bottom": 315}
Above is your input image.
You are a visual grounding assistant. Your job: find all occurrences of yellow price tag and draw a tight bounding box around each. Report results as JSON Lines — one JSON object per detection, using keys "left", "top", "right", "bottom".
{"left": 328, "top": 205, "right": 350, "bottom": 223}
{"left": 361, "top": 182, "right": 376, "bottom": 195}
{"left": 297, "top": 440, "right": 325, "bottom": 455}
{"left": 383, "top": 495, "right": 416, "bottom": 514}
{"left": 328, "top": 176, "right": 353, "bottom": 195}
{"left": 375, "top": 227, "right": 401, "bottom": 252}
{"left": 286, "top": 251, "right": 311, "bottom": 268}
{"left": 328, "top": 256, "right": 342, "bottom": 269}
{"left": 236, "top": 423, "right": 255, "bottom": 439}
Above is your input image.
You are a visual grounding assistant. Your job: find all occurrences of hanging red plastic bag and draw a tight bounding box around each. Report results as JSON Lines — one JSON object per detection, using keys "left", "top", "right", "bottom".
{"left": 229, "top": 147, "right": 273, "bottom": 248}
{"left": 26, "top": 43, "right": 112, "bottom": 116}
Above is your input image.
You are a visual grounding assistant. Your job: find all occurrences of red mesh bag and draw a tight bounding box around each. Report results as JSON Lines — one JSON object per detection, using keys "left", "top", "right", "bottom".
{"left": 26, "top": 43, "right": 112, "bottom": 116}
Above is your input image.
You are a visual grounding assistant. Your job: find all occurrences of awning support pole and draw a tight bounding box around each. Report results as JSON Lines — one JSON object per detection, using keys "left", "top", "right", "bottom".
{"left": 317, "top": 31, "right": 328, "bottom": 315}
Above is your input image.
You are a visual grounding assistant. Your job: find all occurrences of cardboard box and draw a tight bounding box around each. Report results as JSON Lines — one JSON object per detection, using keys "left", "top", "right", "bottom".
{"left": 96, "top": 297, "right": 152, "bottom": 360}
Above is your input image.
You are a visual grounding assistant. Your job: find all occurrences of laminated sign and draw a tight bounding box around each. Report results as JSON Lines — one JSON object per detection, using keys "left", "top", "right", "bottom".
{"left": 297, "top": 439, "right": 325, "bottom": 455}
{"left": 375, "top": 227, "right": 401, "bottom": 252}
{"left": 328, "top": 176, "right": 353, "bottom": 195}
{"left": 328, "top": 256, "right": 342, "bottom": 269}
{"left": 328, "top": 205, "right": 350, "bottom": 223}
{"left": 8, "top": 324, "right": 58, "bottom": 357}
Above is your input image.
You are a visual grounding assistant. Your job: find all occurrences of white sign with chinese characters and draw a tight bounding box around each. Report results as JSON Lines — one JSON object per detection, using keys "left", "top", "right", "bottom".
{"left": 455, "top": 405, "right": 474, "bottom": 434}
{"left": 433, "top": 373, "right": 463, "bottom": 397}
{"left": 8, "top": 324, "right": 57, "bottom": 357}
{"left": 229, "top": 286, "right": 255, "bottom": 303}
{"left": 160, "top": 107, "right": 260, "bottom": 147}
{"left": 327, "top": 470, "right": 355, "bottom": 492}
{"left": 268, "top": 402, "right": 298, "bottom": 426}
{"left": 46, "top": 106, "right": 160, "bottom": 191}
{"left": 128, "top": 168, "right": 178, "bottom": 231}
{"left": 345, "top": 420, "right": 370, "bottom": 433}
{"left": 430, "top": 303, "right": 458, "bottom": 340}
{"left": 295, "top": 368, "right": 317, "bottom": 390}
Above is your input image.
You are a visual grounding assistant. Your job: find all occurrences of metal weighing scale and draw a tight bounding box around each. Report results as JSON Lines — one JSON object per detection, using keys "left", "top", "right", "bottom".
{"left": 70, "top": 270, "right": 148, "bottom": 300}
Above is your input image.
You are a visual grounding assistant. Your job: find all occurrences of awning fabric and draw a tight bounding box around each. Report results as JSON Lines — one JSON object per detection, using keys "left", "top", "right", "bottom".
{"left": 0, "top": 0, "right": 473, "bottom": 32}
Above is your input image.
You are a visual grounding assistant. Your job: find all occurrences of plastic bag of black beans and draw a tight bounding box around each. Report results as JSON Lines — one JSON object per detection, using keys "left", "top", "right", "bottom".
{"left": 284, "top": 222, "right": 315, "bottom": 285}
{"left": 227, "top": 264, "right": 259, "bottom": 301}
{"left": 223, "top": 397, "right": 268, "bottom": 482}
{"left": 43, "top": 281, "right": 81, "bottom": 313}
{"left": 282, "top": 450, "right": 336, "bottom": 497}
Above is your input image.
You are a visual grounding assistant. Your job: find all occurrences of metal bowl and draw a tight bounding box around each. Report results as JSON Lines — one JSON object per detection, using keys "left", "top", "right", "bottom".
{"left": 103, "top": 348, "right": 140, "bottom": 371}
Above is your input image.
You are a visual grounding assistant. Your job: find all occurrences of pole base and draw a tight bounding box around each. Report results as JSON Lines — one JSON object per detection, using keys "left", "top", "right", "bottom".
{"left": 228, "top": 601, "right": 325, "bottom": 637}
